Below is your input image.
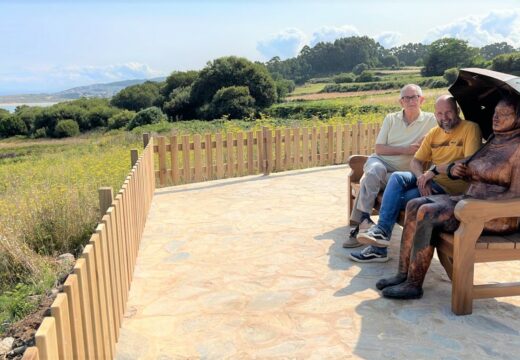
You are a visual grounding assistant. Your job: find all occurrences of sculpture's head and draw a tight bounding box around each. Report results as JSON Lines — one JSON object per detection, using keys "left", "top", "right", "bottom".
{"left": 493, "top": 96, "right": 520, "bottom": 134}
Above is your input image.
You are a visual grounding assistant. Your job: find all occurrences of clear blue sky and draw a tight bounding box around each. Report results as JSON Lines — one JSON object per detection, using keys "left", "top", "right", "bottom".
{"left": 1, "top": 0, "right": 520, "bottom": 95}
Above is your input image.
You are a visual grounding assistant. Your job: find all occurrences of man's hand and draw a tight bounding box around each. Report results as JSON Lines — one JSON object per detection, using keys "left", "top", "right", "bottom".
{"left": 405, "top": 142, "right": 421, "bottom": 155}
{"left": 417, "top": 170, "right": 435, "bottom": 196}
{"left": 405, "top": 136, "right": 424, "bottom": 155}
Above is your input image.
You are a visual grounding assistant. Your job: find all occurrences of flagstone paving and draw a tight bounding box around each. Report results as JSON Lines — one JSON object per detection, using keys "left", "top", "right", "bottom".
{"left": 116, "top": 165, "right": 520, "bottom": 359}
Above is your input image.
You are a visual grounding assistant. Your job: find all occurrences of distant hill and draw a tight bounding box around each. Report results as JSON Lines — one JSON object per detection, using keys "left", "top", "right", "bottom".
{"left": 0, "top": 77, "right": 166, "bottom": 104}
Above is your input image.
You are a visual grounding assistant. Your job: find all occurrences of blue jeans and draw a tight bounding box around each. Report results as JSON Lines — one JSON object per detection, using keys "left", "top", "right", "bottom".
{"left": 377, "top": 171, "right": 445, "bottom": 237}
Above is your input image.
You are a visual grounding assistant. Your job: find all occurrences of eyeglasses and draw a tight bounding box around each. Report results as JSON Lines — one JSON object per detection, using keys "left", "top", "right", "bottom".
{"left": 401, "top": 95, "right": 421, "bottom": 102}
{"left": 493, "top": 111, "right": 516, "bottom": 120}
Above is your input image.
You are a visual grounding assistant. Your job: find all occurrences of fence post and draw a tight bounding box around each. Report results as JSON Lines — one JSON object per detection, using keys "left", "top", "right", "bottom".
{"left": 262, "top": 127, "right": 270, "bottom": 176}
{"left": 99, "top": 187, "right": 114, "bottom": 215}
{"left": 143, "top": 133, "right": 150, "bottom": 148}
{"left": 130, "top": 149, "right": 138, "bottom": 168}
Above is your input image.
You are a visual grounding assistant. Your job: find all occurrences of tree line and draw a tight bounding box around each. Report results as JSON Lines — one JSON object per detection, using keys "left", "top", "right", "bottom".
{"left": 266, "top": 37, "right": 520, "bottom": 82}
{"left": 0, "top": 57, "right": 294, "bottom": 138}
{"left": 2, "top": 37, "right": 520, "bottom": 139}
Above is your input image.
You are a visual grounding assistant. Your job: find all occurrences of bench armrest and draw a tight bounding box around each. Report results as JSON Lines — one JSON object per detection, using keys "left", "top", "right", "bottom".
{"left": 454, "top": 198, "right": 520, "bottom": 224}
{"left": 348, "top": 155, "right": 369, "bottom": 183}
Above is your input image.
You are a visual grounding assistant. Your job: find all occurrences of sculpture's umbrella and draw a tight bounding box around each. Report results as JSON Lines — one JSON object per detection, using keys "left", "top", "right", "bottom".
{"left": 449, "top": 68, "right": 520, "bottom": 139}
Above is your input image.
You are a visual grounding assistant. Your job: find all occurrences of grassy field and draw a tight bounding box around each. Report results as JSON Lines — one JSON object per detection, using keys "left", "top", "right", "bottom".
{"left": 0, "top": 70, "right": 448, "bottom": 334}
{"left": 289, "top": 82, "right": 331, "bottom": 96}
{"left": 0, "top": 131, "right": 143, "bottom": 331}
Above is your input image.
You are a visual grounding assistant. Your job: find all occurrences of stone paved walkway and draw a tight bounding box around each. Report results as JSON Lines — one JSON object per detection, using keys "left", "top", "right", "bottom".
{"left": 116, "top": 166, "right": 520, "bottom": 359}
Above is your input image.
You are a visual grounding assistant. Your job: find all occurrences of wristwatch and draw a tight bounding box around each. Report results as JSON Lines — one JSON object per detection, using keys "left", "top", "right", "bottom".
{"left": 429, "top": 165, "right": 439, "bottom": 175}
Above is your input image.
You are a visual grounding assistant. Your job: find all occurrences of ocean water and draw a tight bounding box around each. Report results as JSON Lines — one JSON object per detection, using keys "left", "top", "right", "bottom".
{"left": 0, "top": 102, "right": 57, "bottom": 113}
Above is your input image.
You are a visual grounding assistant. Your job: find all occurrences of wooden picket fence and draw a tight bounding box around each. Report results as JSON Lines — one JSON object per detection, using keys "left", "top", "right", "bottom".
{"left": 22, "top": 136, "right": 155, "bottom": 360}
{"left": 20, "top": 123, "right": 380, "bottom": 359}
{"left": 154, "top": 123, "right": 381, "bottom": 186}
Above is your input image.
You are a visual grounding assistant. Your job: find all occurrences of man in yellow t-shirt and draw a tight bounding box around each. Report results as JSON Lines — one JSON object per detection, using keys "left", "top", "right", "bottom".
{"left": 351, "top": 95, "right": 482, "bottom": 262}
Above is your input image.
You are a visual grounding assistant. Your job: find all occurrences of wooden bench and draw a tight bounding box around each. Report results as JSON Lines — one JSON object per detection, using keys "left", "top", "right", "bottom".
{"left": 347, "top": 155, "right": 520, "bottom": 315}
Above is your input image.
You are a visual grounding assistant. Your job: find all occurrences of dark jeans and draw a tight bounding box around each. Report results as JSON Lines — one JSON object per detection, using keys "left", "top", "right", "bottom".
{"left": 377, "top": 171, "right": 445, "bottom": 237}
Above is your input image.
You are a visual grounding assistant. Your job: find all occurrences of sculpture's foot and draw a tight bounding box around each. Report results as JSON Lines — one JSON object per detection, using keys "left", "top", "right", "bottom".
{"left": 376, "top": 273, "right": 407, "bottom": 290}
{"left": 382, "top": 281, "right": 423, "bottom": 300}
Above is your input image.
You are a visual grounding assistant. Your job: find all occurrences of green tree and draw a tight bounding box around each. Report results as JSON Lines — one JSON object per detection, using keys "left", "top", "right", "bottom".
{"left": 111, "top": 81, "right": 162, "bottom": 111}
{"left": 443, "top": 67, "right": 459, "bottom": 85}
{"left": 13, "top": 105, "right": 43, "bottom": 135}
{"left": 422, "top": 38, "right": 479, "bottom": 76}
{"left": 0, "top": 115, "right": 27, "bottom": 137}
{"left": 208, "top": 86, "right": 255, "bottom": 119}
{"left": 380, "top": 55, "right": 399, "bottom": 68}
{"left": 491, "top": 52, "right": 520, "bottom": 74}
{"left": 352, "top": 63, "right": 369, "bottom": 75}
{"left": 86, "top": 106, "right": 118, "bottom": 128}
{"left": 161, "top": 71, "right": 198, "bottom": 97}
{"left": 389, "top": 43, "right": 429, "bottom": 66}
{"left": 162, "top": 86, "right": 197, "bottom": 120}
{"left": 127, "top": 106, "right": 166, "bottom": 130}
{"left": 480, "top": 42, "right": 516, "bottom": 60}
{"left": 274, "top": 78, "right": 296, "bottom": 101}
{"left": 190, "top": 56, "right": 277, "bottom": 118}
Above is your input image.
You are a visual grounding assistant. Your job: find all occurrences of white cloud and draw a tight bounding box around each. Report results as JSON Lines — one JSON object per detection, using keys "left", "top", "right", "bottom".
{"left": 55, "top": 63, "right": 162, "bottom": 83}
{"left": 423, "top": 10, "right": 520, "bottom": 47}
{"left": 309, "top": 25, "right": 360, "bottom": 47}
{"left": 0, "top": 63, "right": 163, "bottom": 94}
{"left": 375, "top": 32, "right": 402, "bottom": 48}
{"left": 257, "top": 28, "right": 307, "bottom": 60}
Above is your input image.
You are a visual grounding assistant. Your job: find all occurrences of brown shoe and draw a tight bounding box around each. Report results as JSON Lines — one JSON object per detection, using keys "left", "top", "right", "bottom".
{"left": 342, "top": 235, "right": 362, "bottom": 248}
{"left": 343, "top": 225, "right": 362, "bottom": 248}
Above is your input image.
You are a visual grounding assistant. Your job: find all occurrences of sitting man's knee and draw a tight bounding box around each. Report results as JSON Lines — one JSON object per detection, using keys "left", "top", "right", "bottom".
{"left": 364, "top": 162, "right": 387, "bottom": 178}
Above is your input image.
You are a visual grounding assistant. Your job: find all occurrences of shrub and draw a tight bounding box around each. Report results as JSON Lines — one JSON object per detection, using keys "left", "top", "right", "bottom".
{"left": 443, "top": 68, "right": 459, "bottom": 84}
{"left": 274, "top": 79, "right": 296, "bottom": 101}
{"left": 54, "top": 119, "right": 80, "bottom": 138}
{"left": 0, "top": 116, "right": 28, "bottom": 137}
{"left": 33, "top": 128, "right": 47, "bottom": 138}
{"left": 86, "top": 106, "right": 119, "bottom": 129}
{"left": 355, "top": 71, "right": 378, "bottom": 82}
{"left": 352, "top": 63, "right": 369, "bottom": 75}
{"left": 127, "top": 106, "right": 166, "bottom": 130}
{"left": 333, "top": 73, "right": 355, "bottom": 84}
{"left": 107, "top": 110, "right": 136, "bottom": 129}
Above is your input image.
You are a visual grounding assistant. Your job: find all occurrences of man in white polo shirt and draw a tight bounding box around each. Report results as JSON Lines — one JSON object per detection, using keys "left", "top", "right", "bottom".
{"left": 344, "top": 84, "right": 437, "bottom": 248}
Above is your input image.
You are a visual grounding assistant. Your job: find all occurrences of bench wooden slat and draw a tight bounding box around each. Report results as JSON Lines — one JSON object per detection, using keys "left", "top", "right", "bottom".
{"left": 474, "top": 283, "right": 520, "bottom": 299}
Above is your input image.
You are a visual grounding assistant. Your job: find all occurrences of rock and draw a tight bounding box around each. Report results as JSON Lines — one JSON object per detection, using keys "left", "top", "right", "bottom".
{"left": 58, "top": 253, "right": 75, "bottom": 263}
{"left": 0, "top": 337, "right": 14, "bottom": 355}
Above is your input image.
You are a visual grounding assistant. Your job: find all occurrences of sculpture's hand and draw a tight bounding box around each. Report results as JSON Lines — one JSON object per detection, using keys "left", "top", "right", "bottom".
{"left": 451, "top": 163, "right": 467, "bottom": 178}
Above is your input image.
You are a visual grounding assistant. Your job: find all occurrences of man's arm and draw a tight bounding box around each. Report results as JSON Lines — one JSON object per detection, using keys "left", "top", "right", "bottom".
{"left": 411, "top": 157, "right": 436, "bottom": 196}
{"left": 375, "top": 142, "right": 421, "bottom": 156}
{"left": 410, "top": 158, "right": 426, "bottom": 178}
